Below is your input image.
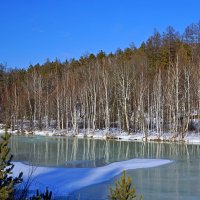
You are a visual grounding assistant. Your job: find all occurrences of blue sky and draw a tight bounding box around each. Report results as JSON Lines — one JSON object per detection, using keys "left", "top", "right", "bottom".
{"left": 0, "top": 0, "right": 199, "bottom": 68}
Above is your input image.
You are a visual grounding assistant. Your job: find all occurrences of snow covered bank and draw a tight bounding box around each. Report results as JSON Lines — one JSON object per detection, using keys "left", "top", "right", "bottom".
{"left": 26, "top": 130, "right": 200, "bottom": 145}
{"left": 1, "top": 126, "right": 200, "bottom": 145}
{"left": 185, "top": 133, "right": 200, "bottom": 144}
{"left": 13, "top": 159, "right": 172, "bottom": 197}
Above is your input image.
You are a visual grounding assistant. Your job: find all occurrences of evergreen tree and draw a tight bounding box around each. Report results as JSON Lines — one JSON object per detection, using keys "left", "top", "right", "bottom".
{"left": 29, "top": 188, "right": 52, "bottom": 200}
{"left": 109, "top": 171, "right": 142, "bottom": 200}
{"left": 0, "top": 131, "right": 23, "bottom": 200}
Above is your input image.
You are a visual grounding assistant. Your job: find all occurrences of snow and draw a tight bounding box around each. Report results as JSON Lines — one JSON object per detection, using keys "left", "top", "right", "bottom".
{"left": 34, "top": 130, "right": 55, "bottom": 136}
{"left": 2, "top": 125, "right": 200, "bottom": 144}
{"left": 185, "top": 133, "right": 200, "bottom": 144}
{"left": 0, "top": 129, "right": 5, "bottom": 134}
{"left": 13, "top": 158, "right": 172, "bottom": 197}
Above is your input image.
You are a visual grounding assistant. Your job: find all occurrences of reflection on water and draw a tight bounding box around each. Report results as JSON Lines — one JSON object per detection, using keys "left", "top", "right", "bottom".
{"left": 10, "top": 136, "right": 200, "bottom": 199}
{"left": 10, "top": 135, "right": 200, "bottom": 167}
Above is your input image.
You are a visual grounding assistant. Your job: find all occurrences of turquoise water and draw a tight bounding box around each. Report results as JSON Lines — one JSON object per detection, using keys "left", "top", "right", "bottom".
{"left": 10, "top": 136, "right": 200, "bottom": 199}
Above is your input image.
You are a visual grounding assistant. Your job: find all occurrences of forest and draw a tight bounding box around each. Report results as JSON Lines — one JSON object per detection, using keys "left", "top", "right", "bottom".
{"left": 0, "top": 21, "right": 200, "bottom": 139}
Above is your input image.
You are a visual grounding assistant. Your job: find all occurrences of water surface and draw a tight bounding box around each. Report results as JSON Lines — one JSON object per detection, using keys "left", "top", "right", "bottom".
{"left": 10, "top": 136, "right": 200, "bottom": 199}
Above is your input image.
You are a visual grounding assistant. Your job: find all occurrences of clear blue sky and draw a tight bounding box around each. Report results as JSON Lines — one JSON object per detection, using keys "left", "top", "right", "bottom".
{"left": 0, "top": 0, "right": 199, "bottom": 68}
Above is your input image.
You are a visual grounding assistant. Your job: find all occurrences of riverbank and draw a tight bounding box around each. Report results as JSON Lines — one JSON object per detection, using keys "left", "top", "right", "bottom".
{"left": 1, "top": 124, "right": 200, "bottom": 145}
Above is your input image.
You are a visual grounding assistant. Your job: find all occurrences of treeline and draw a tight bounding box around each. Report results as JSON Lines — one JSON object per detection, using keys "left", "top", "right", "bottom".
{"left": 0, "top": 21, "right": 200, "bottom": 137}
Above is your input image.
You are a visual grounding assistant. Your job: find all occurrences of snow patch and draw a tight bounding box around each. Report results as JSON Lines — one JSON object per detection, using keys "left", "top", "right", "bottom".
{"left": 13, "top": 159, "right": 172, "bottom": 197}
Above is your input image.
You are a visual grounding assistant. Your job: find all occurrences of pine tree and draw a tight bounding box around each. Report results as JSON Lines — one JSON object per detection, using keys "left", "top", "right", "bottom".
{"left": 29, "top": 188, "right": 52, "bottom": 200}
{"left": 109, "top": 171, "right": 142, "bottom": 200}
{"left": 0, "top": 131, "right": 23, "bottom": 200}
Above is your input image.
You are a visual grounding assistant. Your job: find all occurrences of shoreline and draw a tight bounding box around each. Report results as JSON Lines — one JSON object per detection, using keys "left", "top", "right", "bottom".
{"left": 2, "top": 127, "right": 200, "bottom": 145}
